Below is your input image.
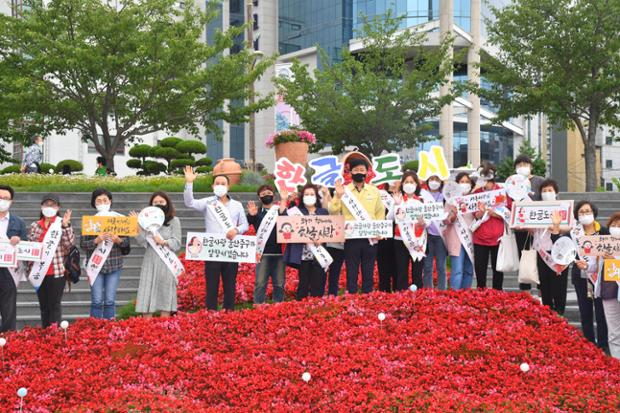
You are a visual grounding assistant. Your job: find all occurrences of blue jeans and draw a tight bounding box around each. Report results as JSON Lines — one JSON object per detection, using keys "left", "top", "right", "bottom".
{"left": 90, "top": 269, "right": 121, "bottom": 319}
{"left": 254, "top": 255, "right": 285, "bottom": 304}
{"left": 423, "top": 234, "right": 447, "bottom": 290}
{"left": 450, "top": 246, "right": 473, "bottom": 290}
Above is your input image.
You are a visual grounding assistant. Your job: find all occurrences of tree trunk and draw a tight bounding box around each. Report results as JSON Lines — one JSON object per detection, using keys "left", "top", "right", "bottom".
{"left": 584, "top": 135, "right": 597, "bottom": 192}
{"left": 104, "top": 151, "right": 115, "bottom": 174}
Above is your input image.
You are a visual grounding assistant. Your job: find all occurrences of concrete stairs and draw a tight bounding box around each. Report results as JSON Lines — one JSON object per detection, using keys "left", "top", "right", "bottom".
{"left": 7, "top": 191, "right": 618, "bottom": 330}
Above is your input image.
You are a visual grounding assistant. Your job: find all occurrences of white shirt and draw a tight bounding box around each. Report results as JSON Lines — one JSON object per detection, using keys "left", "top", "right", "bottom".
{"left": 0, "top": 212, "right": 9, "bottom": 239}
{"left": 184, "top": 184, "right": 249, "bottom": 235}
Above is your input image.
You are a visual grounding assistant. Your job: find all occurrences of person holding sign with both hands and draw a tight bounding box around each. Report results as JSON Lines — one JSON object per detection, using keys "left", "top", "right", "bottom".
{"left": 184, "top": 166, "right": 249, "bottom": 311}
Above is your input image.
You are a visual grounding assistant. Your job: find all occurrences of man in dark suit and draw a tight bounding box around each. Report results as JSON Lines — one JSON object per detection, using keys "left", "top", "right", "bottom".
{"left": 0, "top": 185, "right": 28, "bottom": 331}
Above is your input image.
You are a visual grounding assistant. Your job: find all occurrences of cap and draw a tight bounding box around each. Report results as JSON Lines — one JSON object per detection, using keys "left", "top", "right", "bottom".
{"left": 41, "top": 193, "right": 60, "bottom": 205}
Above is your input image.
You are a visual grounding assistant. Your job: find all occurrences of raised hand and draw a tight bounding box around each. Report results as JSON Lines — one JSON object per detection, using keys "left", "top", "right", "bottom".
{"left": 247, "top": 201, "right": 258, "bottom": 216}
{"left": 279, "top": 187, "right": 289, "bottom": 203}
{"left": 334, "top": 178, "right": 345, "bottom": 198}
{"left": 62, "top": 209, "right": 72, "bottom": 227}
{"left": 392, "top": 192, "right": 403, "bottom": 205}
{"left": 551, "top": 210, "right": 562, "bottom": 227}
{"left": 183, "top": 165, "right": 198, "bottom": 183}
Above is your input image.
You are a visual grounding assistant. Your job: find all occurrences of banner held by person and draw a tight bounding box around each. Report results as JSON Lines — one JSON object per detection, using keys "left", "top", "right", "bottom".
{"left": 510, "top": 200, "right": 574, "bottom": 229}
{"left": 344, "top": 220, "right": 393, "bottom": 239}
{"left": 277, "top": 215, "right": 345, "bottom": 243}
{"left": 577, "top": 235, "right": 620, "bottom": 257}
{"left": 82, "top": 215, "right": 139, "bottom": 236}
{"left": 185, "top": 233, "right": 257, "bottom": 264}
{"left": 394, "top": 202, "right": 446, "bottom": 222}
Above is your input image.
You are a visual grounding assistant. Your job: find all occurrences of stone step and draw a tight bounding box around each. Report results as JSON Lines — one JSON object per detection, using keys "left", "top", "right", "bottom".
{"left": 16, "top": 300, "right": 132, "bottom": 317}
{"left": 16, "top": 287, "right": 139, "bottom": 303}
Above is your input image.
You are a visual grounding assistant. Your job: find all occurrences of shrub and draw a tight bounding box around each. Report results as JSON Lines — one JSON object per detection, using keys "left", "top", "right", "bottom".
{"left": 170, "top": 159, "right": 196, "bottom": 169}
{"left": 159, "top": 137, "right": 183, "bottom": 148}
{"left": 195, "top": 157, "right": 213, "bottom": 167}
{"left": 55, "top": 159, "right": 83, "bottom": 173}
{"left": 142, "top": 160, "right": 167, "bottom": 175}
{"left": 126, "top": 159, "right": 142, "bottom": 169}
{"left": 128, "top": 144, "right": 153, "bottom": 159}
{"left": 39, "top": 162, "right": 57, "bottom": 174}
{"left": 402, "top": 160, "right": 419, "bottom": 172}
{"left": 195, "top": 166, "right": 213, "bottom": 174}
{"left": 0, "top": 165, "right": 21, "bottom": 174}
{"left": 176, "top": 140, "right": 206, "bottom": 155}
{"left": 240, "top": 170, "right": 266, "bottom": 187}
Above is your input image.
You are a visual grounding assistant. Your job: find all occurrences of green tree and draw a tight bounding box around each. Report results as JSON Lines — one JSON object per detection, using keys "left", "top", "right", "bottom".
{"left": 497, "top": 140, "right": 547, "bottom": 181}
{"left": 275, "top": 12, "right": 458, "bottom": 155}
{"left": 0, "top": 0, "right": 273, "bottom": 172}
{"left": 479, "top": 0, "right": 620, "bottom": 191}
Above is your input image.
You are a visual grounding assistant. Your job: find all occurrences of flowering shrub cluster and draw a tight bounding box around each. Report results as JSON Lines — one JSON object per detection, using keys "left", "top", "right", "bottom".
{"left": 0, "top": 290, "right": 618, "bottom": 411}
{"left": 265, "top": 129, "right": 317, "bottom": 148}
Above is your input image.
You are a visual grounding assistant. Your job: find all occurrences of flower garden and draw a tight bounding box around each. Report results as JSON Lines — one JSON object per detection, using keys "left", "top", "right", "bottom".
{"left": 1, "top": 258, "right": 619, "bottom": 411}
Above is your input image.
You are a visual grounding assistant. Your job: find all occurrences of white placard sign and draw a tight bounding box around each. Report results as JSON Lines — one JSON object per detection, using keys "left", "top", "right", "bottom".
{"left": 394, "top": 202, "right": 446, "bottom": 222}
{"left": 186, "top": 232, "right": 257, "bottom": 263}
{"left": 0, "top": 242, "right": 16, "bottom": 267}
{"left": 453, "top": 189, "right": 508, "bottom": 215}
{"left": 344, "top": 220, "right": 393, "bottom": 239}
{"left": 0, "top": 241, "right": 43, "bottom": 265}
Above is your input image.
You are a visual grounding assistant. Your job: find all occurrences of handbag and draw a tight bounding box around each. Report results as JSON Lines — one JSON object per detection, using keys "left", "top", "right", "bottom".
{"left": 518, "top": 232, "right": 539, "bottom": 284}
{"left": 496, "top": 225, "right": 519, "bottom": 272}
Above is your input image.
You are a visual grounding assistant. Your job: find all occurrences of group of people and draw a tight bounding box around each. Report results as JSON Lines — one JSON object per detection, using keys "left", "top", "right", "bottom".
{"left": 0, "top": 152, "right": 618, "bottom": 360}
{"left": 0, "top": 185, "right": 182, "bottom": 331}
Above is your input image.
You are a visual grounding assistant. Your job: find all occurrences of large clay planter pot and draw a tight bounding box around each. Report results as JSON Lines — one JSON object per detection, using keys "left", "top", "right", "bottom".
{"left": 274, "top": 142, "right": 309, "bottom": 165}
{"left": 213, "top": 158, "right": 242, "bottom": 185}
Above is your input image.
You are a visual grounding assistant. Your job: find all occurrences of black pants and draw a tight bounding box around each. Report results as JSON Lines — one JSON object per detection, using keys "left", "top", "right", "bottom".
{"left": 37, "top": 276, "right": 66, "bottom": 329}
{"left": 297, "top": 260, "right": 326, "bottom": 300}
{"left": 574, "top": 276, "right": 608, "bottom": 349}
{"left": 205, "top": 261, "right": 238, "bottom": 311}
{"left": 344, "top": 239, "right": 377, "bottom": 294}
{"left": 474, "top": 244, "right": 503, "bottom": 290}
{"left": 515, "top": 230, "right": 533, "bottom": 290}
{"left": 537, "top": 255, "right": 568, "bottom": 315}
{"left": 377, "top": 238, "right": 397, "bottom": 292}
{"left": 326, "top": 247, "right": 345, "bottom": 296}
{"left": 394, "top": 240, "right": 424, "bottom": 291}
{"left": 0, "top": 270, "right": 17, "bottom": 332}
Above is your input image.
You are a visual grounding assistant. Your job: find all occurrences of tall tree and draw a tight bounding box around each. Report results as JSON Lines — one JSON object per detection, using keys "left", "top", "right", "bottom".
{"left": 0, "top": 0, "right": 273, "bottom": 171}
{"left": 275, "top": 12, "right": 458, "bottom": 156}
{"left": 480, "top": 0, "right": 620, "bottom": 191}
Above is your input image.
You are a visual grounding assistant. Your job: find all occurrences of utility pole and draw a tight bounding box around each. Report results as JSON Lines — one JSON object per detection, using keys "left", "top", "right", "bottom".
{"left": 246, "top": 0, "right": 256, "bottom": 171}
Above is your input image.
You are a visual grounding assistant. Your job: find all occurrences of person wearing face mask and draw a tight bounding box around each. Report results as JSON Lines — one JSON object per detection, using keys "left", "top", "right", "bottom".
{"left": 421, "top": 175, "right": 448, "bottom": 290}
{"left": 472, "top": 161, "right": 512, "bottom": 290}
{"left": 247, "top": 184, "right": 287, "bottom": 304}
{"left": 560, "top": 201, "right": 608, "bottom": 352}
{"left": 0, "top": 185, "right": 27, "bottom": 332}
{"left": 513, "top": 155, "right": 545, "bottom": 292}
{"left": 80, "top": 189, "right": 131, "bottom": 319}
{"left": 183, "top": 166, "right": 249, "bottom": 311}
{"left": 386, "top": 171, "right": 426, "bottom": 290}
{"left": 28, "top": 193, "right": 74, "bottom": 328}
{"left": 20, "top": 135, "right": 44, "bottom": 174}
{"left": 536, "top": 179, "right": 570, "bottom": 315}
{"left": 443, "top": 173, "right": 475, "bottom": 290}
{"left": 283, "top": 184, "right": 329, "bottom": 299}
{"left": 330, "top": 157, "right": 385, "bottom": 294}
{"left": 602, "top": 212, "right": 620, "bottom": 359}
{"left": 134, "top": 191, "right": 182, "bottom": 318}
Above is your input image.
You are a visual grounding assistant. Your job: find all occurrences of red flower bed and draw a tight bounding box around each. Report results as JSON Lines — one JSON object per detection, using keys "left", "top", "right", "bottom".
{"left": 0, "top": 290, "right": 618, "bottom": 411}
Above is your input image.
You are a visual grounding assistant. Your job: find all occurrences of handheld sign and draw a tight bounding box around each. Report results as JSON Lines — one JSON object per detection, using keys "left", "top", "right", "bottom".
{"left": 82, "top": 215, "right": 139, "bottom": 236}
{"left": 417, "top": 146, "right": 450, "bottom": 181}
{"left": 603, "top": 259, "right": 620, "bottom": 282}
{"left": 509, "top": 200, "right": 573, "bottom": 229}
{"left": 185, "top": 233, "right": 257, "bottom": 264}
{"left": 577, "top": 235, "right": 620, "bottom": 257}
{"left": 505, "top": 174, "right": 532, "bottom": 201}
{"left": 344, "top": 220, "right": 393, "bottom": 239}
{"left": 138, "top": 207, "right": 165, "bottom": 233}
{"left": 551, "top": 237, "right": 577, "bottom": 266}
{"left": 277, "top": 215, "right": 345, "bottom": 243}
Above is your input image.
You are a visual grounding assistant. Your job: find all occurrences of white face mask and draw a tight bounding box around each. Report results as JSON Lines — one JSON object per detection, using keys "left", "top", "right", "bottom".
{"left": 303, "top": 195, "right": 316, "bottom": 206}
{"left": 458, "top": 183, "right": 471, "bottom": 194}
{"left": 610, "top": 227, "right": 620, "bottom": 238}
{"left": 403, "top": 183, "right": 417, "bottom": 195}
{"left": 516, "top": 166, "right": 531, "bottom": 177}
{"left": 541, "top": 192, "right": 556, "bottom": 201}
{"left": 428, "top": 180, "right": 441, "bottom": 190}
{"left": 578, "top": 214, "right": 594, "bottom": 226}
{"left": 96, "top": 203, "right": 110, "bottom": 213}
{"left": 41, "top": 207, "right": 58, "bottom": 218}
{"left": 213, "top": 185, "right": 228, "bottom": 198}
{"left": 0, "top": 199, "right": 10, "bottom": 212}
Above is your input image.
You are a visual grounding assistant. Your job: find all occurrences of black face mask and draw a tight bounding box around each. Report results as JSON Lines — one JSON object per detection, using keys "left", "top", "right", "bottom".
{"left": 260, "top": 195, "right": 274, "bottom": 205}
{"left": 155, "top": 204, "right": 169, "bottom": 213}
{"left": 351, "top": 173, "right": 366, "bottom": 183}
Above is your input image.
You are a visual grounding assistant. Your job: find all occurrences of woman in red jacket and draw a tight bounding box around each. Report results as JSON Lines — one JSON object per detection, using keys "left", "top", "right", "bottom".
{"left": 472, "top": 162, "right": 511, "bottom": 290}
